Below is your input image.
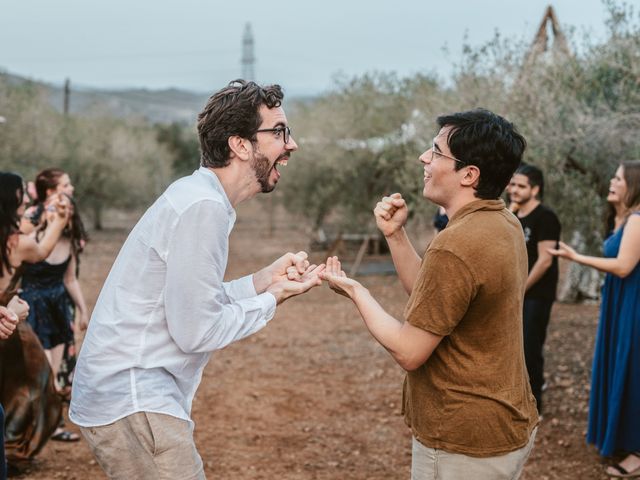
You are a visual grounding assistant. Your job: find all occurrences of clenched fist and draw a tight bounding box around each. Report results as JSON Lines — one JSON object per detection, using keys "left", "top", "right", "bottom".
{"left": 373, "top": 193, "right": 408, "bottom": 238}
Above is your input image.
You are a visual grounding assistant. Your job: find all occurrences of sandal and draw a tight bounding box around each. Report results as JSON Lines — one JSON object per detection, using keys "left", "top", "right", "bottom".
{"left": 51, "top": 429, "right": 80, "bottom": 442}
{"left": 607, "top": 452, "right": 640, "bottom": 478}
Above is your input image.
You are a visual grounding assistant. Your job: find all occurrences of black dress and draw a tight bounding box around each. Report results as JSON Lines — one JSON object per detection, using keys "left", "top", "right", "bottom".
{"left": 21, "top": 257, "right": 74, "bottom": 350}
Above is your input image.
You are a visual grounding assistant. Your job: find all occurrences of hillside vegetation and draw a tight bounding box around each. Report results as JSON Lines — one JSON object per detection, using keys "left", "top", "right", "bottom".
{"left": 282, "top": 1, "right": 640, "bottom": 252}
{"left": 2, "top": 1, "right": 638, "bottom": 246}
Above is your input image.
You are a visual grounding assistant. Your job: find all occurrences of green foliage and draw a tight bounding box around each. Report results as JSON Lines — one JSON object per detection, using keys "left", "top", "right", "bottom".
{"left": 0, "top": 77, "right": 175, "bottom": 229}
{"left": 283, "top": 1, "right": 640, "bottom": 251}
{"left": 284, "top": 73, "right": 437, "bottom": 232}
{"left": 155, "top": 122, "right": 200, "bottom": 178}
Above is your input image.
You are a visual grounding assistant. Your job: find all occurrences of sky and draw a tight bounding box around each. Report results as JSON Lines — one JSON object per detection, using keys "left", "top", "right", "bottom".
{"left": 1, "top": 0, "right": 614, "bottom": 97}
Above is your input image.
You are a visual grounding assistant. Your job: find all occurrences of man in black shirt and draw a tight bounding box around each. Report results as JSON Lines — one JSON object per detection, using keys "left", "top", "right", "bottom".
{"left": 508, "top": 164, "right": 561, "bottom": 414}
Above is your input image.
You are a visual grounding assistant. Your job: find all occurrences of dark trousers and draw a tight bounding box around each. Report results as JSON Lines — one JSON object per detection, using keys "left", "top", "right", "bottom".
{"left": 523, "top": 297, "right": 554, "bottom": 414}
{"left": 1, "top": 403, "right": 6, "bottom": 480}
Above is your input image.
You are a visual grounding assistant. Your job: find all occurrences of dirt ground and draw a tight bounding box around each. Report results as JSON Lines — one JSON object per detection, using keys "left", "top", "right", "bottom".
{"left": 14, "top": 200, "right": 617, "bottom": 479}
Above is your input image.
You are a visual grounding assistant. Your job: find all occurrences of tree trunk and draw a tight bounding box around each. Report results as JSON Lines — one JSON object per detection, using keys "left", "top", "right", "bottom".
{"left": 92, "top": 203, "right": 103, "bottom": 231}
{"left": 558, "top": 231, "right": 602, "bottom": 303}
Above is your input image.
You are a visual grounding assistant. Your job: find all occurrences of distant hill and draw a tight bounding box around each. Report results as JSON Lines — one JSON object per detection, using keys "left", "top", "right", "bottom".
{"left": 2, "top": 71, "right": 208, "bottom": 124}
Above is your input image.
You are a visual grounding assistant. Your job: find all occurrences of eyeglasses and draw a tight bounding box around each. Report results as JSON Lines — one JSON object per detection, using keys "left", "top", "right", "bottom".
{"left": 255, "top": 125, "right": 292, "bottom": 144}
{"left": 431, "top": 139, "right": 466, "bottom": 165}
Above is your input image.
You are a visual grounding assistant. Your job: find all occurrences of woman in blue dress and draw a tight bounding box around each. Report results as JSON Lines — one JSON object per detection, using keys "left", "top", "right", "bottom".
{"left": 550, "top": 160, "right": 640, "bottom": 478}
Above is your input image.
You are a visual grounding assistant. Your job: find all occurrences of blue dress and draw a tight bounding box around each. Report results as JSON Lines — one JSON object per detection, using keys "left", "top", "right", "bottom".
{"left": 587, "top": 212, "right": 640, "bottom": 456}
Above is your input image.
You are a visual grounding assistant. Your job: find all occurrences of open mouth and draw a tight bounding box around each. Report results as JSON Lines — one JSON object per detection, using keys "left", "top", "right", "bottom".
{"left": 274, "top": 155, "right": 289, "bottom": 173}
{"left": 270, "top": 155, "right": 289, "bottom": 181}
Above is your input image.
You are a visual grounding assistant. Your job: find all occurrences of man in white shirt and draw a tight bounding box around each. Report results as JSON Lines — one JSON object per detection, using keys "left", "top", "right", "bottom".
{"left": 70, "top": 80, "right": 324, "bottom": 480}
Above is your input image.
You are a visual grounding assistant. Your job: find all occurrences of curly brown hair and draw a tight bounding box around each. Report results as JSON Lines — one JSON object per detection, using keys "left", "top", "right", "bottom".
{"left": 197, "top": 79, "right": 284, "bottom": 168}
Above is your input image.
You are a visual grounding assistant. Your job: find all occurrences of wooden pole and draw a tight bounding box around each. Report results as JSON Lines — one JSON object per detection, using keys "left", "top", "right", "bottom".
{"left": 63, "top": 78, "right": 70, "bottom": 116}
{"left": 349, "top": 236, "right": 370, "bottom": 277}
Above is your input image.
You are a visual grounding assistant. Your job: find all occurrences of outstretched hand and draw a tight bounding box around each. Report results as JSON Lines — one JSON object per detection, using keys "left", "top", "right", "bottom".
{"left": 319, "top": 256, "right": 362, "bottom": 299}
{"left": 374, "top": 193, "right": 409, "bottom": 237}
{"left": 267, "top": 263, "right": 326, "bottom": 304}
{"left": 548, "top": 241, "right": 578, "bottom": 261}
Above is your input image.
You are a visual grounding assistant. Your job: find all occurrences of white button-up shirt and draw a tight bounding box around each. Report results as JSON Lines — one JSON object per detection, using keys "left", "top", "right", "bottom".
{"left": 70, "top": 167, "right": 276, "bottom": 427}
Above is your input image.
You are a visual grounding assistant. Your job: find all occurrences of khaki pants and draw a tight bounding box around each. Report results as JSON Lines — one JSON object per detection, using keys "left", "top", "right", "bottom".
{"left": 411, "top": 428, "right": 537, "bottom": 480}
{"left": 80, "top": 412, "right": 205, "bottom": 480}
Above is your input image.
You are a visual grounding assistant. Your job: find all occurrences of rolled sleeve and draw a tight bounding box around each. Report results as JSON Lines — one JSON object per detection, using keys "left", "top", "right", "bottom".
{"left": 404, "top": 249, "right": 477, "bottom": 336}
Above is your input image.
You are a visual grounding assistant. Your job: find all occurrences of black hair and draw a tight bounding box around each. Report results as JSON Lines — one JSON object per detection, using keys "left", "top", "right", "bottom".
{"left": 437, "top": 109, "right": 527, "bottom": 199}
{"left": 514, "top": 163, "right": 545, "bottom": 201}
{"left": 0, "top": 172, "right": 24, "bottom": 275}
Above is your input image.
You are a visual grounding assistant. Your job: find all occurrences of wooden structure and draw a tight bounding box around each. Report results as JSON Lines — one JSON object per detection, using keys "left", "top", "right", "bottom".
{"left": 523, "top": 5, "right": 572, "bottom": 68}
{"left": 312, "top": 231, "right": 386, "bottom": 276}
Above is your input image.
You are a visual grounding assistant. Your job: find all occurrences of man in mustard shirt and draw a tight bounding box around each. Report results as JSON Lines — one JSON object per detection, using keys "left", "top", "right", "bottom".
{"left": 322, "top": 109, "right": 538, "bottom": 479}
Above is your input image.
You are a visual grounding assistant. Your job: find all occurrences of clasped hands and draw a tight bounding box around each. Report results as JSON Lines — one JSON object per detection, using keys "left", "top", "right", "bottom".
{"left": 256, "top": 251, "right": 361, "bottom": 304}
{"left": 259, "top": 193, "right": 410, "bottom": 304}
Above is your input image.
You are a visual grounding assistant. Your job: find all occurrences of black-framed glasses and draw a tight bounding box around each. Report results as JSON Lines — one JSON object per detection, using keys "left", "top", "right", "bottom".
{"left": 431, "top": 139, "right": 466, "bottom": 165}
{"left": 255, "top": 126, "right": 291, "bottom": 144}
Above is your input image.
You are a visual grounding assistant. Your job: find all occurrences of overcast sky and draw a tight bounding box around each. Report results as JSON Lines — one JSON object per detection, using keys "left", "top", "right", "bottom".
{"left": 1, "top": 0, "right": 613, "bottom": 96}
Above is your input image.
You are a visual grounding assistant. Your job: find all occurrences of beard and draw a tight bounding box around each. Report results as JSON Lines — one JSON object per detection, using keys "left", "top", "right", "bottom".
{"left": 250, "top": 149, "right": 276, "bottom": 193}
{"left": 510, "top": 192, "right": 531, "bottom": 205}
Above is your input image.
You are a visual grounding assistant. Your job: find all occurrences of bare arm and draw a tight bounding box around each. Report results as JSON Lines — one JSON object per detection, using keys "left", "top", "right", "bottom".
{"left": 385, "top": 229, "right": 422, "bottom": 295}
{"left": 16, "top": 196, "right": 69, "bottom": 264}
{"left": 19, "top": 205, "right": 41, "bottom": 236}
{"left": 321, "top": 257, "right": 442, "bottom": 371}
{"left": 525, "top": 240, "right": 557, "bottom": 291}
{"left": 19, "top": 218, "right": 36, "bottom": 235}
{"left": 63, "top": 255, "right": 89, "bottom": 330}
{"left": 16, "top": 220, "right": 65, "bottom": 263}
{"left": 374, "top": 193, "right": 422, "bottom": 295}
{"left": 549, "top": 215, "right": 640, "bottom": 278}
{"left": 351, "top": 284, "right": 443, "bottom": 370}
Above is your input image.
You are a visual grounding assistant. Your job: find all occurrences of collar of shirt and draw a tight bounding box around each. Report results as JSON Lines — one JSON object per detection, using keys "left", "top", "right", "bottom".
{"left": 448, "top": 199, "right": 506, "bottom": 226}
{"left": 197, "top": 166, "right": 236, "bottom": 221}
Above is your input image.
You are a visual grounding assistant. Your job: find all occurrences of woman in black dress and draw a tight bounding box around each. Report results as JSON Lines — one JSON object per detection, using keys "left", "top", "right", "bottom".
{"left": 20, "top": 168, "right": 89, "bottom": 441}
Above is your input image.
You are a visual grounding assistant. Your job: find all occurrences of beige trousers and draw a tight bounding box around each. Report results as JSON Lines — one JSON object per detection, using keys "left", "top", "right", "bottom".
{"left": 411, "top": 428, "right": 537, "bottom": 480}
{"left": 80, "top": 412, "right": 205, "bottom": 480}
